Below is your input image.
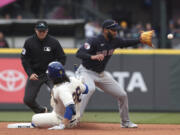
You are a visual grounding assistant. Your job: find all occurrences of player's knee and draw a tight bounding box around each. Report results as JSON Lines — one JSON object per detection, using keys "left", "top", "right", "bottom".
{"left": 32, "top": 114, "right": 38, "bottom": 127}
{"left": 122, "top": 92, "right": 128, "bottom": 100}
{"left": 119, "top": 91, "right": 127, "bottom": 99}
{"left": 23, "top": 97, "right": 33, "bottom": 106}
{"left": 32, "top": 114, "right": 43, "bottom": 127}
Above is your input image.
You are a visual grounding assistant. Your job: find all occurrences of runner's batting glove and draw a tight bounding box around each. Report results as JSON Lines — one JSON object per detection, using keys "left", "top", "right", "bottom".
{"left": 140, "top": 30, "right": 154, "bottom": 48}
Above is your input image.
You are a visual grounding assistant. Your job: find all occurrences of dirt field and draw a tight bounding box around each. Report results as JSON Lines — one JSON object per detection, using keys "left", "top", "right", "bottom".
{"left": 1, "top": 122, "right": 180, "bottom": 135}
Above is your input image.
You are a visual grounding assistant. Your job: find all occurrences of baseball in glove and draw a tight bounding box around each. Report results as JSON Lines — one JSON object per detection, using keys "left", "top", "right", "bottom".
{"left": 140, "top": 30, "right": 154, "bottom": 48}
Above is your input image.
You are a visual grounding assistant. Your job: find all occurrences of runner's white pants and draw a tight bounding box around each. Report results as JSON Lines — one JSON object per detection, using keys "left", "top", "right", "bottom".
{"left": 32, "top": 111, "right": 62, "bottom": 128}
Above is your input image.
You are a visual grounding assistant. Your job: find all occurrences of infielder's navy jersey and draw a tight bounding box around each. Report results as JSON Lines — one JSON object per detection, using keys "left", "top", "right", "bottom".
{"left": 76, "top": 34, "right": 140, "bottom": 73}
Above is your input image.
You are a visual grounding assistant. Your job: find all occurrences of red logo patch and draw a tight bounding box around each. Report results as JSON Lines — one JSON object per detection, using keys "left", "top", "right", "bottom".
{"left": 84, "top": 43, "right": 90, "bottom": 50}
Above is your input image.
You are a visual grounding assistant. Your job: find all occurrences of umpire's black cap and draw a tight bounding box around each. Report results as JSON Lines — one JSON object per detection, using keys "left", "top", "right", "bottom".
{"left": 102, "top": 19, "right": 121, "bottom": 30}
{"left": 35, "top": 21, "right": 48, "bottom": 30}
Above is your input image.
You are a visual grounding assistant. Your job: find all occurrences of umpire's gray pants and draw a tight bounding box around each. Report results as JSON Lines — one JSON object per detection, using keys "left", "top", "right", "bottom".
{"left": 76, "top": 65, "right": 130, "bottom": 123}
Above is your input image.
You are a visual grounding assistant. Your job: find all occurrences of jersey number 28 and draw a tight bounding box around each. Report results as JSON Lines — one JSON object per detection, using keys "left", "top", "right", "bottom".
{"left": 72, "top": 86, "right": 81, "bottom": 103}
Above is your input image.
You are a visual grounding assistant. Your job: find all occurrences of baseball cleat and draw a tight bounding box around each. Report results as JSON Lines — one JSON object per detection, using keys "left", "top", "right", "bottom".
{"left": 67, "top": 118, "right": 80, "bottom": 128}
{"left": 43, "top": 106, "right": 48, "bottom": 113}
{"left": 121, "top": 121, "right": 138, "bottom": 128}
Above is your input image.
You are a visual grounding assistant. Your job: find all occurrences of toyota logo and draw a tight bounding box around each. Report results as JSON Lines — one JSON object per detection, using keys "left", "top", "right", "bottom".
{"left": 0, "top": 70, "right": 26, "bottom": 92}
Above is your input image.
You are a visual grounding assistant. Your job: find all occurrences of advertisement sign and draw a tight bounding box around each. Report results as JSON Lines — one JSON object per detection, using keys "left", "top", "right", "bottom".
{"left": 1, "top": 52, "right": 180, "bottom": 111}
{"left": 0, "top": 0, "right": 16, "bottom": 8}
{"left": 0, "top": 58, "right": 27, "bottom": 103}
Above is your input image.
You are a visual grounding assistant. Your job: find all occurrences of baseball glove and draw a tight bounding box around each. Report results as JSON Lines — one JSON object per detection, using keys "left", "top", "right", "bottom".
{"left": 140, "top": 30, "right": 154, "bottom": 48}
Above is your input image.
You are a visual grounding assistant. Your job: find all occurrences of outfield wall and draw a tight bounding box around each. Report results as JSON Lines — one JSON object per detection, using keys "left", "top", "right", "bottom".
{"left": 0, "top": 49, "right": 180, "bottom": 111}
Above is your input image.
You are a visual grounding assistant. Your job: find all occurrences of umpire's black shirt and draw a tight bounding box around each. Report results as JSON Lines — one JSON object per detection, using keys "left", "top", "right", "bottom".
{"left": 76, "top": 34, "right": 140, "bottom": 73}
{"left": 21, "top": 34, "right": 66, "bottom": 77}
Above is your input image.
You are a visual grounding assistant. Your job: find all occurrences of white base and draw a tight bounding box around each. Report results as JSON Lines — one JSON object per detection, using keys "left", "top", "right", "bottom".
{"left": 7, "top": 123, "right": 34, "bottom": 128}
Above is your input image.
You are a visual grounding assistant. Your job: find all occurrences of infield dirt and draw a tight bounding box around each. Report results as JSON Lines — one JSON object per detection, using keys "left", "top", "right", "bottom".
{"left": 1, "top": 122, "right": 180, "bottom": 135}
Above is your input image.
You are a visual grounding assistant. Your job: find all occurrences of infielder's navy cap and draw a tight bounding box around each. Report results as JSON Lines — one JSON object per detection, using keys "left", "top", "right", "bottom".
{"left": 35, "top": 21, "right": 48, "bottom": 30}
{"left": 102, "top": 19, "right": 121, "bottom": 30}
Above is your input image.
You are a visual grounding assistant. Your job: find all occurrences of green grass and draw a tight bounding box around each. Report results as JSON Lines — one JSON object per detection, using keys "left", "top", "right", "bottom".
{"left": 0, "top": 111, "right": 34, "bottom": 122}
{"left": 82, "top": 112, "right": 180, "bottom": 124}
{"left": 0, "top": 111, "right": 180, "bottom": 124}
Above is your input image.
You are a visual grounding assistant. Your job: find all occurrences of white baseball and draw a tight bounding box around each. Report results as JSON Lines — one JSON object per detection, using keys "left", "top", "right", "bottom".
{"left": 167, "top": 34, "right": 174, "bottom": 39}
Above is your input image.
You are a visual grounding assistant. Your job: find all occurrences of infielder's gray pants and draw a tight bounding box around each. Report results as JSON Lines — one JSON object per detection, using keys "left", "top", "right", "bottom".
{"left": 23, "top": 75, "right": 53, "bottom": 113}
{"left": 76, "top": 65, "right": 130, "bottom": 123}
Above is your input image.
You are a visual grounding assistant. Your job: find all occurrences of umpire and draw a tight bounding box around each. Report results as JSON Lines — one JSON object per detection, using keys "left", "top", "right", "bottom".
{"left": 21, "top": 20, "right": 66, "bottom": 113}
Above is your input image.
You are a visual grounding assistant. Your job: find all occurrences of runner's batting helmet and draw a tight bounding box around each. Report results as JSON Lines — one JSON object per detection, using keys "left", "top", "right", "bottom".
{"left": 48, "top": 61, "right": 65, "bottom": 80}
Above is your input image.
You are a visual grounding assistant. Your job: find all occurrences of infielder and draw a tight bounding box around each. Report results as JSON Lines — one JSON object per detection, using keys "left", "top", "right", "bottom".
{"left": 8, "top": 61, "right": 88, "bottom": 130}
{"left": 75, "top": 19, "right": 154, "bottom": 128}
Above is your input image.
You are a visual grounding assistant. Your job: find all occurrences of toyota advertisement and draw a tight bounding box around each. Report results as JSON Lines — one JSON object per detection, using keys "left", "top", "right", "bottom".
{"left": 0, "top": 58, "right": 27, "bottom": 103}
{"left": 1, "top": 52, "right": 180, "bottom": 111}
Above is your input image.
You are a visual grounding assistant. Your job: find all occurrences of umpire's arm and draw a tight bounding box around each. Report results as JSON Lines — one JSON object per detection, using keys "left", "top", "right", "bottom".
{"left": 20, "top": 41, "right": 34, "bottom": 77}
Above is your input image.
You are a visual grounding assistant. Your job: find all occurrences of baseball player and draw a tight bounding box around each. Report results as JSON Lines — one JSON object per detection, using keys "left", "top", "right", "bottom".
{"left": 31, "top": 61, "right": 88, "bottom": 130}
{"left": 7, "top": 61, "right": 88, "bottom": 129}
{"left": 75, "top": 19, "right": 154, "bottom": 128}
